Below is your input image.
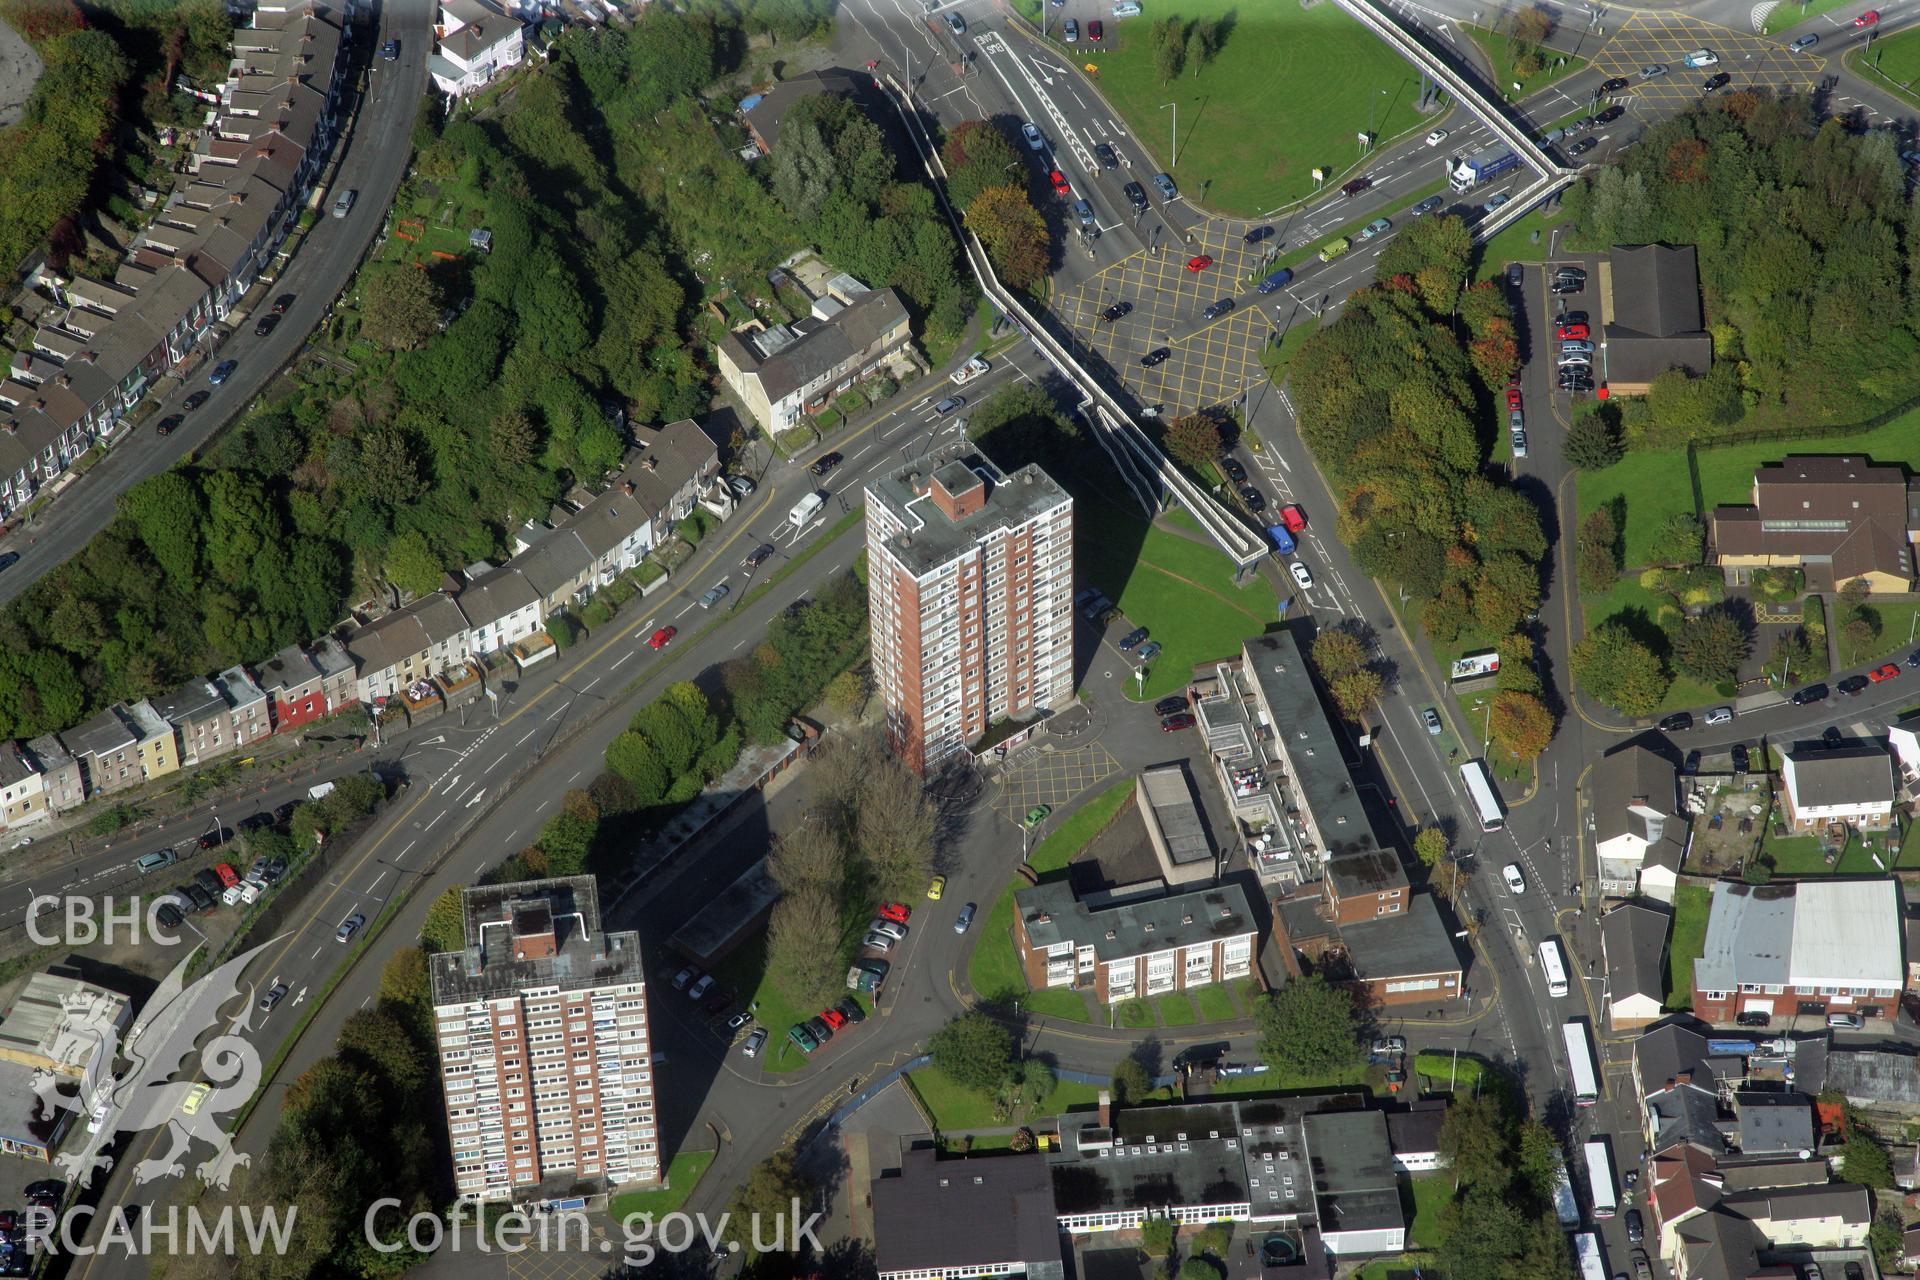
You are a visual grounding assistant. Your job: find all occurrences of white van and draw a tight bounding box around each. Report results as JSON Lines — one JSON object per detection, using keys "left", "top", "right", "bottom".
{"left": 789, "top": 492, "right": 825, "bottom": 529}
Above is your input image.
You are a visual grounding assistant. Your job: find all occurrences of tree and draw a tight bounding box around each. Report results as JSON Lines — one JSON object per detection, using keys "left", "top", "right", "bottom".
{"left": 1184, "top": 23, "right": 1211, "bottom": 77}
{"left": 1842, "top": 1128, "right": 1895, "bottom": 1189}
{"left": 1564, "top": 411, "right": 1623, "bottom": 470}
{"left": 966, "top": 184, "right": 1049, "bottom": 290}
{"left": 825, "top": 670, "right": 865, "bottom": 714}
{"left": 1571, "top": 623, "right": 1670, "bottom": 716}
{"left": 928, "top": 1013, "right": 1016, "bottom": 1095}
{"left": 1151, "top": 16, "right": 1186, "bottom": 83}
{"left": 384, "top": 530, "right": 443, "bottom": 599}
{"left": 1193, "top": 1224, "right": 1231, "bottom": 1258}
{"left": 378, "top": 947, "right": 431, "bottom": 1017}
{"left": 1310, "top": 629, "right": 1369, "bottom": 681}
{"left": 1836, "top": 576, "right": 1871, "bottom": 625}
{"left": 767, "top": 884, "right": 846, "bottom": 1009}
{"left": 1577, "top": 508, "right": 1621, "bottom": 594}
{"left": 1413, "top": 826, "right": 1449, "bottom": 869}
{"left": 1870, "top": 1207, "right": 1904, "bottom": 1272}
{"left": 725, "top": 1150, "right": 812, "bottom": 1257}
{"left": 1673, "top": 606, "right": 1752, "bottom": 687}
{"left": 1020, "top": 1057, "right": 1056, "bottom": 1108}
{"left": 1253, "top": 975, "right": 1360, "bottom": 1077}
{"left": 1647, "top": 513, "right": 1705, "bottom": 567}
{"left": 1178, "top": 1260, "right": 1219, "bottom": 1280}
{"left": 1330, "top": 669, "right": 1385, "bottom": 722}
{"left": 336, "top": 1008, "right": 429, "bottom": 1096}
{"left": 1164, "top": 413, "right": 1223, "bottom": 471}
{"left": 1512, "top": 4, "right": 1554, "bottom": 45}
{"left": 420, "top": 885, "right": 467, "bottom": 954}
{"left": 1141, "top": 1219, "right": 1176, "bottom": 1258}
{"left": 360, "top": 264, "right": 444, "bottom": 351}
{"left": 490, "top": 408, "right": 538, "bottom": 468}
{"left": 943, "top": 120, "right": 1025, "bottom": 213}
{"left": 1110, "top": 1054, "right": 1153, "bottom": 1105}
{"left": 1489, "top": 690, "right": 1554, "bottom": 761}
{"left": 1437, "top": 1091, "right": 1515, "bottom": 1190}
{"left": 856, "top": 757, "right": 936, "bottom": 899}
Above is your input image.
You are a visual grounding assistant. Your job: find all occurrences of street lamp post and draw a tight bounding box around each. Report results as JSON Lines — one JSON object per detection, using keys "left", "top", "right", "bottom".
{"left": 1160, "top": 101, "right": 1178, "bottom": 167}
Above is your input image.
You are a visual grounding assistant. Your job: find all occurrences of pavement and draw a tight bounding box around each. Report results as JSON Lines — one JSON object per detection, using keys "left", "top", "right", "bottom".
{"left": 0, "top": 0, "right": 435, "bottom": 608}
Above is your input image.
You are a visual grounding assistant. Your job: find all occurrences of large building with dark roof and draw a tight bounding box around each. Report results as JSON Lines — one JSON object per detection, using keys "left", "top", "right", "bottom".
{"left": 1600, "top": 243, "right": 1713, "bottom": 395}
{"left": 872, "top": 1148, "right": 1065, "bottom": 1280}
{"left": 428, "top": 876, "right": 658, "bottom": 1204}
{"left": 1711, "top": 455, "right": 1918, "bottom": 594}
{"left": 1011, "top": 879, "right": 1256, "bottom": 1005}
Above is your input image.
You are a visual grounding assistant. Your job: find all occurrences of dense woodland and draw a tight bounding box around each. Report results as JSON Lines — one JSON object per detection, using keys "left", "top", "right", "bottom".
{"left": 1563, "top": 94, "right": 1920, "bottom": 439}
{"left": 0, "top": 2, "right": 950, "bottom": 742}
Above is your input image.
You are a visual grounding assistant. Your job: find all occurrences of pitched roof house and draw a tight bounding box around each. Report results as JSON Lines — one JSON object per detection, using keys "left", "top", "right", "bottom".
{"left": 1601, "top": 902, "right": 1671, "bottom": 1030}
{"left": 1600, "top": 244, "right": 1713, "bottom": 394}
{"left": 1594, "top": 743, "right": 1690, "bottom": 898}
{"left": 1711, "top": 455, "right": 1918, "bottom": 594}
{"left": 1779, "top": 743, "right": 1895, "bottom": 833}
{"left": 429, "top": 0, "right": 525, "bottom": 99}
{"left": 717, "top": 285, "right": 910, "bottom": 432}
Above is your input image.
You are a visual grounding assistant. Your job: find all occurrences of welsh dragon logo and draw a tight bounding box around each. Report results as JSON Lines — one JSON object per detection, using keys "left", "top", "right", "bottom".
{"left": 31, "top": 940, "right": 280, "bottom": 1190}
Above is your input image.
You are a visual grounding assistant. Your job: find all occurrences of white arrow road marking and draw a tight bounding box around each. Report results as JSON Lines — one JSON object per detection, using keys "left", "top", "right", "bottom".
{"left": 293, "top": 986, "right": 307, "bottom": 1008}
{"left": 466, "top": 789, "right": 488, "bottom": 808}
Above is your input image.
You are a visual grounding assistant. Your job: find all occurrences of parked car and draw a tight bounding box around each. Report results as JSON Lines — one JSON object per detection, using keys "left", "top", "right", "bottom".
{"left": 787, "top": 1024, "right": 819, "bottom": 1055}
{"left": 1703, "top": 72, "right": 1731, "bottom": 92}
{"left": 833, "top": 997, "right": 866, "bottom": 1025}
{"left": 1221, "top": 456, "right": 1246, "bottom": 483}
{"left": 1659, "top": 712, "right": 1693, "bottom": 732}
{"left": 1705, "top": 705, "right": 1735, "bottom": 724}
{"left": 1140, "top": 348, "right": 1171, "bottom": 367}
{"left": 1152, "top": 172, "right": 1178, "bottom": 200}
{"left": 820, "top": 1007, "right": 847, "bottom": 1032}
{"left": 272, "top": 293, "right": 296, "bottom": 314}
{"left": 1021, "top": 122, "right": 1045, "bottom": 150}
{"left": 1201, "top": 298, "right": 1234, "bottom": 320}
{"left": 1137, "top": 640, "right": 1163, "bottom": 662}
{"left": 1625, "top": 1209, "right": 1645, "bottom": 1243}
{"left": 1838, "top": 674, "right": 1870, "bottom": 695}
{"left": 862, "top": 931, "right": 896, "bottom": 952}
{"left": 156, "top": 414, "right": 183, "bottom": 436}
{"left": 1118, "top": 626, "right": 1149, "bottom": 651}
{"left": 870, "top": 918, "right": 908, "bottom": 942}
{"left": 1101, "top": 301, "right": 1132, "bottom": 322}
{"left": 1732, "top": 744, "right": 1750, "bottom": 773}
{"left": 1161, "top": 713, "right": 1196, "bottom": 732}
{"left": 1062, "top": 17, "right": 1078, "bottom": 39}
{"left": 1186, "top": 255, "right": 1214, "bottom": 272}
{"left": 1422, "top": 707, "right": 1443, "bottom": 735}
{"left": 1239, "top": 485, "right": 1266, "bottom": 512}
{"left": 183, "top": 390, "right": 210, "bottom": 411}
{"left": 1088, "top": 19, "right": 1103, "bottom": 38}
{"left": 1243, "top": 224, "right": 1274, "bottom": 244}
{"left": 742, "top": 1027, "right": 768, "bottom": 1057}
{"left": 954, "top": 903, "right": 977, "bottom": 934}
{"left": 1869, "top": 662, "right": 1902, "bottom": 682}
{"left": 671, "top": 965, "right": 699, "bottom": 990}
{"left": 1735, "top": 1009, "right": 1770, "bottom": 1027}
{"left": 1025, "top": 805, "right": 1051, "bottom": 828}
{"left": 1155, "top": 695, "right": 1189, "bottom": 716}
{"left": 1828, "top": 1012, "right": 1864, "bottom": 1030}
{"left": 254, "top": 313, "right": 280, "bottom": 338}
{"left": 1790, "top": 683, "right": 1829, "bottom": 705}
{"left": 209, "top": 360, "right": 237, "bottom": 385}
{"left": 878, "top": 902, "right": 912, "bottom": 925}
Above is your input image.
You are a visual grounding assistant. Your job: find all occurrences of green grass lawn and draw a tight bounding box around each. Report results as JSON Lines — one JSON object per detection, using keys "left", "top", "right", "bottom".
{"left": 1666, "top": 883, "right": 1711, "bottom": 1010}
{"left": 1095, "top": 0, "right": 1436, "bottom": 215}
{"left": 1461, "top": 25, "right": 1588, "bottom": 98}
{"left": 1156, "top": 993, "right": 1201, "bottom": 1026}
{"left": 1262, "top": 306, "right": 1324, "bottom": 384}
{"left": 1764, "top": 0, "right": 1857, "bottom": 34}
{"left": 1472, "top": 206, "right": 1569, "bottom": 281}
{"left": 1074, "top": 490, "right": 1278, "bottom": 700}
{"left": 1849, "top": 27, "right": 1920, "bottom": 108}
{"left": 713, "top": 933, "right": 872, "bottom": 1075}
{"left": 1576, "top": 411, "right": 1920, "bottom": 570}
{"left": 1207, "top": 1061, "right": 1372, "bottom": 1096}
{"left": 1839, "top": 600, "right": 1920, "bottom": 667}
{"left": 1352, "top": 1255, "right": 1442, "bottom": 1280}
{"left": 608, "top": 1149, "right": 715, "bottom": 1221}
{"left": 909, "top": 1065, "right": 1006, "bottom": 1132}
{"left": 1762, "top": 824, "right": 1920, "bottom": 875}
{"left": 1407, "top": 1173, "right": 1454, "bottom": 1249}
{"left": 1413, "top": 1050, "right": 1487, "bottom": 1094}
{"left": 967, "top": 782, "right": 1135, "bottom": 1014}
{"left": 1193, "top": 982, "right": 1239, "bottom": 1023}
{"left": 1117, "top": 999, "right": 1156, "bottom": 1028}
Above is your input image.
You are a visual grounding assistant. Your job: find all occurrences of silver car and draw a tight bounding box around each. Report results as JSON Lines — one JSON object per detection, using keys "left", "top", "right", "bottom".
{"left": 699, "top": 583, "right": 729, "bottom": 608}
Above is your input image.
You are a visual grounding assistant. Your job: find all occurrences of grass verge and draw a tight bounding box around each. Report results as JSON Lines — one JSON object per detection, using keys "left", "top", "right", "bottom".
{"left": 608, "top": 1149, "right": 715, "bottom": 1221}
{"left": 1459, "top": 25, "right": 1588, "bottom": 98}
{"left": 1666, "top": 882, "right": 1711, "bottom": 1010}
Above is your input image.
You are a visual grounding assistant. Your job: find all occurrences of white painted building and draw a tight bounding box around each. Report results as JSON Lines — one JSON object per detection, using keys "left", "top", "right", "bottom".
{"left": 429, "top": 0, "right": 525, "bottom": 99}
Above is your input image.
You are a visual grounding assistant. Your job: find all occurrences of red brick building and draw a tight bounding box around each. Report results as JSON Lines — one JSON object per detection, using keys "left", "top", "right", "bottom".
{"left": 1011, "top": 879, "right": 1257, "bottom": 1006}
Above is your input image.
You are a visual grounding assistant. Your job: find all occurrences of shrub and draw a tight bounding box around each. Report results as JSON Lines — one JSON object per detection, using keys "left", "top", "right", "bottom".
{"left": 580, "top": 598, "right": 615, "bottom": 629}
{"left": 547, "top": 615, "right": 580, "bottom": 650}
{"left": 1140, "top": 1219, "right": 1176, "bottom": 1258}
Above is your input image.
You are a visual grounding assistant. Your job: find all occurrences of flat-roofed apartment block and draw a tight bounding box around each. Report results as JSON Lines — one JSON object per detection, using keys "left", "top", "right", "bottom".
{"left": 1012, "top": 879, "right": 1256, "bottom": 1004}
{"left": 428, "top": 876, "right": 659, "bottom": 1203}
{"left": 866, "top": 447, "right": 1073, "bottom": 775}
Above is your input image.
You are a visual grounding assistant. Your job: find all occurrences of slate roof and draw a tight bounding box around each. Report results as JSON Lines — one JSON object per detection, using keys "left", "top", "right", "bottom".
{"left": 1594, "top": 743, "right": 1686, "bottom": 856}
{"left": 1601, "top": 901, "right": 1670, "bottom": 1010}
{"left": 871, "top": 1148, "right": 1062, "bottom": 1276}
{"left": 1713, "top": 455, "right": 1916, "bottom": 583}
{"left": 743, "top": 68, "right": 869, "bottom": 151}
{"left": 1603, "top": 244, "right": 1713, "bottom": 386}
{"left": 1823, "top": 1047, "right": 1920, "bottom": 1106}
{"left": 1784, "top": 743, "right": 1894, "bottom": 809}
{"left": 723, "top": 288, "right": 908, "bottom": 404}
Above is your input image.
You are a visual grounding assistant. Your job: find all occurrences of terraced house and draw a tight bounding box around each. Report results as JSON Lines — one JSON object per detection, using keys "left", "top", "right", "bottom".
{"left": 0, "top": 1, "right": 349, "bottom": 519}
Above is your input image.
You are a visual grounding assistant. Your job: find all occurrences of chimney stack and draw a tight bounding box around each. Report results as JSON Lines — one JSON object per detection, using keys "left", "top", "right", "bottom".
{"left": 1098, "top": 1089, "right": 1111, "bottom": 1127}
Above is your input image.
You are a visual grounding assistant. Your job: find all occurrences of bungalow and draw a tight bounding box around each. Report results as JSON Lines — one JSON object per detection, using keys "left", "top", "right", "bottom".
{"left": 1779, "top": 743, "right": 1895, "bottom": 833}
{"left": 1711, "top": 456, "right": 1917, "bottom": 594}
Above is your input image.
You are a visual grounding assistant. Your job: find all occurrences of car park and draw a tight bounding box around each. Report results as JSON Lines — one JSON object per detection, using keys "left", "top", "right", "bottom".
{"left": 954, "top": 903, "right": 977, "bottom": 933}
{"left": 1186, "top": 255, "right": 1213, "bottom": 272}
{"left": 1123, "top": 181, "right": 1149, "bottom": 213}
{"left": 1155, "top": 695, "right": 1189, "bottom": 716}
{"left": 1641, "top": 63, "right": 1668, "bottom": 77}
{"left": 1703, "top": 73, "right": 1730, "bottom": 92}
{"left": 1360, "top": 217, "right": 1391, "bottom": 239}
{"left": 1094, "top": 142, "right": 1118, "bottom": 168}
{"left": 1141, "top": 347, "right": 1170, "bottom": 367}
{"left": 335, "top": 912, "right": 365, "bottom": 943}
{"left": 1790, "top": 683, "right": 1829, "bottom": 705}
{"left": 1341, "top": 176, "right": 1373, "bottom": 197}
{"left": 743, "top": 543, "right": 776, "bottom": 570}
{"left": 1601, "top": 76, "right": 1630, "bottom": 92}
{"left": 1839, "top": 674, "right": 1870, "bottom": 694}
{"left": 1101, "top": 300, "right": 1132, "bottom": 322}
{"left": 699, "top": 583, "right": 730, "bottom": 609}
{"left": 1088, "top": 19, "right": 1103, "bottom": 38}
{"left": 1022, "top": 122, "right": 1045, "bottom": 150}
{"left": 1422, "top": 707, "right": 1443, "bottom": 735}
{"left": 934, "top": 396, "right": 965, "bottom": 415}
{"left": 1410, "top": 195, "right": 1444, "bottom": 216}
{"left": 1425, "top": 129, "right": 1449, "bottom": 146}
{"left": 1289, "top": 561, "right": 1314, "bottom": 589}
{"left": 1161, "top": 713, "right": 1196, "bottom": 731}
{"left": 1153, "top": 172, "right": 1179, "bottom": 200}
{"left": 209, "top": 360, "right": 237, "bottom": 385}
{"left": 787, "top": 1024, "right": 819, "bottom": 1054}
{"left": 1790, "top": 33, "right": 1818, "bottom": 50}
{"left": 1137, "top": 641, "right": 1162, "bottom": 662}
{"left": 834, "top": 997, "right": 866, "bottom": 1025}
{"left": 1063, "top": 17, "right": 1077, "bottom": 38}
{"left": 1503, "top": 863, "right": 1527, "bottom": 894}
{"left": 742, "top": 1027, "right": 768, "bottom": 1057}
{"left": 1118, "top": 626, "right": 1149, "bottom": 651}
{"left": 1240, "top": 485, "right": 1265, "bottom": 512}
{"left": 1201, "top": 298, "right": 1234, "bottom": 320}
{"left": 1705, "top": 706, "right": 1735, "bottom": 724}
{"left": 810, "top": 451, "right": 842, "bottom": 475}
{"left": 648, "top": 626, "right": 676, "bottom": 649}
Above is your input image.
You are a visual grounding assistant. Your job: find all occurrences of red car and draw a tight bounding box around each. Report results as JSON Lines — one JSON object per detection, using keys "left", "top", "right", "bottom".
{"left": 649, "top": 626, "right": 677, "bottom": 650}
{"left": 1505, "top": 387, "right": 1523, "bottom": 409}
{"left": 1279, "top": 503, "right": 1308, "bottom": 534}
{"left": 1049, "top": 169, "right": 1071, "bottom": 197}
{"left": 1161, "top": 713, "right": 1197, "bottom": 732}
{"left": 1557, "top": 323, "right": 1590, "bottom": 340}
{"left": 1186, "top": 255, "right": 1213, "bottom": 272}
{"left": 820, "top": 1007, "right": 848, "bottom": 1031}
{"left": 1089, "top": 19, "right": 1103, "bottom": 39}
{"left": 214, "top": 863, "right": 238, "bottom": 888}
{"left": 1855, "top": 8, "right": 1880, "bottom": 24}
{"left": 877, "top": 902, "right": 912, "bottom": 925}
{"left": 1869, "top": 662, "right": 1901, "bottom": 682}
